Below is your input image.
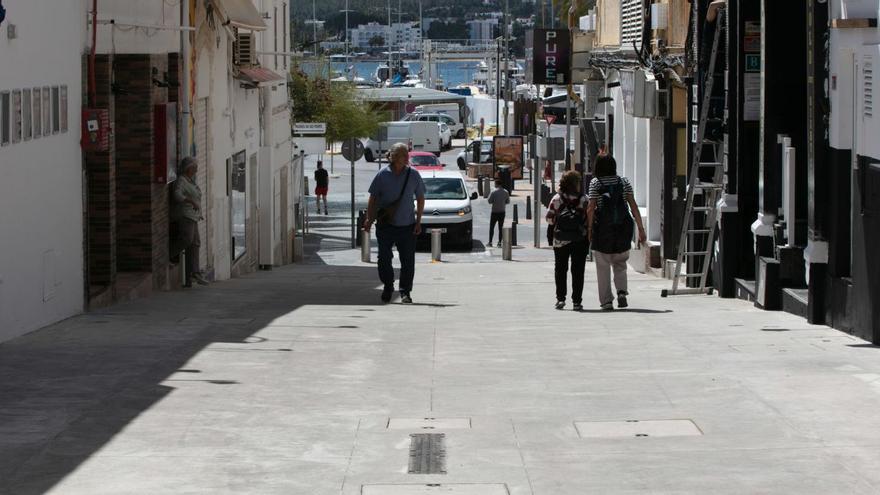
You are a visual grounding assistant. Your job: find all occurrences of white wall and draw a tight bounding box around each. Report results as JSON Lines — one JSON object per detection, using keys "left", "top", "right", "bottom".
{"left": 0, "top": 0, "right": 87, "bottom": 342}
{"left": 95, "top": 1, "right": 181, "bottom": 54}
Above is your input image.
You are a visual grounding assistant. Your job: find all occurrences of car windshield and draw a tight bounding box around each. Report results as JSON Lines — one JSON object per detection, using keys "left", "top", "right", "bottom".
{"left": 424, "top": 178, "right": 467, "bottom": 200}
{"left": 410, "top": 155, "right": 439, "bottom": 166}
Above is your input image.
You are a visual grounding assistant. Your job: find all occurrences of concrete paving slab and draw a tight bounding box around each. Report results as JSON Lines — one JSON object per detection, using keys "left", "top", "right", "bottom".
{"left": 3, "top": 234, "right": 880, "bottom": 494}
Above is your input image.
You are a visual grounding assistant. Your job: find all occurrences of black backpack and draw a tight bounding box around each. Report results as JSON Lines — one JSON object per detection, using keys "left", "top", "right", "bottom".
{"left": 554, "top": 196, "right": 586, "bottom": 242}
{"left": 591, "top": 177, "right": 634, "bottom": 254}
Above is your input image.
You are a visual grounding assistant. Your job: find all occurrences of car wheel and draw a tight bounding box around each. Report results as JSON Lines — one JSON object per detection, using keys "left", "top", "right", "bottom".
{"left": 456, "top": 129, "right": 466, "bottom": 139}
{"left": 364, "top": 149, "right": 374, "bottom": 162}
{"left": 457, "top": 158, "right": 466, "bottom": 170}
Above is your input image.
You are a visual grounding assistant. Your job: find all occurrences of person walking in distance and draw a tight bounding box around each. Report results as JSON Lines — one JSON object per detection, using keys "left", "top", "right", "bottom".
{"left": 587, "top": 155, "right": 647, "bottom": 310}
{"left": 363, "top": 143, "right": 426, "bottom": 304}
{"left": 171, "top": 157, "right": 209, "bottom": 288}
{"left": 546, "top": 170, "right": 589, "bottom": 311}
{"left": 314, "top": 160, "right": 329, "bottom": 215}
{"left": 487, "top": 179, "right": 510, "bottom": 247}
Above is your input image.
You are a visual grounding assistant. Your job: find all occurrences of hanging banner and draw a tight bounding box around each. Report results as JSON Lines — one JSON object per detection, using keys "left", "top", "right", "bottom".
{"left": 531, "top": 29, "right": 571, "bottom": 85}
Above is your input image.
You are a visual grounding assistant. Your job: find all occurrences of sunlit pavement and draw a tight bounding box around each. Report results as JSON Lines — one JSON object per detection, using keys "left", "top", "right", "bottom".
{"left": 3, "top": 151, "right": 880, "bottom": 494}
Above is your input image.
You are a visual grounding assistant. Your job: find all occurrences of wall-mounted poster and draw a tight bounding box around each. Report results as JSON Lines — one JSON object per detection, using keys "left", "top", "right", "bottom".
{"left": 493, "top": 135, "right": 524, "bottom": 181}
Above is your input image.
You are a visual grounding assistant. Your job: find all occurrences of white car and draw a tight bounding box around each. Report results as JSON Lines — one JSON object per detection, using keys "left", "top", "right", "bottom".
{"left": 456, "top": 137, "right": 494, "bottom": 170}
{"left": 417, "top": 169, "right": 478, "bottom": 248}
{"left": 439, "top": 122, "right": 452, "bottom": 150}
{"left": 403, "top": 112, "right": 465, "bottom": 140}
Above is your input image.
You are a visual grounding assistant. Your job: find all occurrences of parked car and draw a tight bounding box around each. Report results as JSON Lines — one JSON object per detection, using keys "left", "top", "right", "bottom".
{"left": 409, "top": 151, "right": 444, "bottom": 170}
{"left": 403, "top": 112, "right": 465, "bottom": 140}
{"left": 363, "top": 121, "right": 442, "bottom": 161}
{"left": 456, "top": 137, "right": 494, "bottom": 170}
{"left": 417, "top": 169, "right": 478, "bottom": 248}
{"left": 439, "top": 122, "right": 452, "bottom": 150}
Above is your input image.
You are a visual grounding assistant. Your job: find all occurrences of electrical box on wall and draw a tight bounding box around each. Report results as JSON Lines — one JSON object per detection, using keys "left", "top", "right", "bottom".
{"left": 829, "top": 48, "right": 855, "bottom": 150}
{"left": 620, "top": 69, "right": 663, "bottom": 118}
{"left": 81, "top": 109, "right": 110, "bottom": 152}
{"left": 153, "top": 103, "right": 178, "bottom": 184}
{"left": 858, "top": 45, "right": 880, "bottom": 161}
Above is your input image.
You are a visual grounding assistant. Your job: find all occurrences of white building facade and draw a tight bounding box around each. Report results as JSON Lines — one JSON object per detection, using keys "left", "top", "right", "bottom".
{"left": 0, "top": 0, "right": 88, "bottom": 342}
{"left": 350, "top": 22, "right": 421, "bottom": 50}
{"left": 467, "top": 19, "right": 499, "bottom": 42}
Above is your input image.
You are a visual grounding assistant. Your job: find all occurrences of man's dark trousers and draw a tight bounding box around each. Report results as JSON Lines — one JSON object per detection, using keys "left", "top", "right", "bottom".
{"left": 489, "top": 212, "right": 505, "bottom": 243}
{"left": 554, "top": 240, "right": 588, "bottom": 304}
{"left": 377, "top": 224, "right": 416, "bottom": 292}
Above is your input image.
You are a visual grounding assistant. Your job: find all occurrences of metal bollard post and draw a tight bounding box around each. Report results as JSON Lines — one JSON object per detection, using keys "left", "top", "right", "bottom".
{"left": 304, "top": 177, "right": 310, "bottom": 197}
{"left": 431, "top": 229, "right": 444, "bottom": 262}
{"left": 502, "top": 227, "right": 512, "bottom": 260}
{"left": 360, "top": 229, "right": 371, "bottom": 262}
{"left": 513, "top": 204, "right": 519, "bottom": 223}
{"left": 477, "top": 175, "right": 484, "bottom": 197}
{"left": 511, "top": 221, "right": 518, "bottom": 246}
{"left": 525, "top": 197, "right": 532, "bottom": 220}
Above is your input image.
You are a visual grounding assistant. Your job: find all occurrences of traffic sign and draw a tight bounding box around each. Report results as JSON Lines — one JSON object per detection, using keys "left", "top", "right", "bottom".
{"left": 546, "top": 115, "right": 557, "bottom": 125}
{"left": 341, "top": 138, "right": 365, "bottom": 162}
{"left": 293, "top": 122, "right": 326, "bottom": 135}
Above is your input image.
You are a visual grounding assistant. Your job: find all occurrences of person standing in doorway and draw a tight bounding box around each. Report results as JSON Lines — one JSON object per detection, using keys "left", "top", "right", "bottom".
{"left": 546, "top": 170, "right": 589, "bottom": 311}
{"left": 363, "top": 143, "right": 426, "bottom": 304}
{"left": 171, "top": 157, "right": 208, "bottom": 288}
{"left": 587, "top": 154, "right": 647, "bottom": 310}
{"left": 487, "top": 179, "right": 510, "bottom": 247}
{"left": 314, "top": 160, "right": 329, "bottom": 215}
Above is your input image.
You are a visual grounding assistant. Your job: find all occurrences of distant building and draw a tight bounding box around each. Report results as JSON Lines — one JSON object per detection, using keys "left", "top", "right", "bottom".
{"left": 467, "top": 19, "right": 499, "bottom": 42}
{"left": 350, "top": 22, "right": 421, "bottom": 50}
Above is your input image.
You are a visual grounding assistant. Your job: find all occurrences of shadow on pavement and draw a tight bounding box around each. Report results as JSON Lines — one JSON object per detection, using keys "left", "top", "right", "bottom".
{"left": 0, "top": 232, "right": 389, "bottom": 494}
{"left": 577, "top": 309, "right": 674, "bottom": 314}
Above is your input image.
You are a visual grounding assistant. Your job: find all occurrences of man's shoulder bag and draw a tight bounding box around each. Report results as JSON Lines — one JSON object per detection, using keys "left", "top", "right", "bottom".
{"left": 376, "top": 168, "right": 412, "bottom": 226}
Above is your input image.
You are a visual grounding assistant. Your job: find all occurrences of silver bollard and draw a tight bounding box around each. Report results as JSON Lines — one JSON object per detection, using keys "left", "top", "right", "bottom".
{"left": 502, "top": 227, "right": 512, "bottom": 260}
{"left": 431, "top": 228, "right": 445, "bottom": 262}
{"left": 360, "top": 229, "right": 371, "bottom": 262}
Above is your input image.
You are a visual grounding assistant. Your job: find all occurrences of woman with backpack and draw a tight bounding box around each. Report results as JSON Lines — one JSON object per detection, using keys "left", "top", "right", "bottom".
{"left": 546, "top": 170, "right": 589, "bottom": 311}
{"left": 587, "top": 155, "right": 647, "bottom": 310}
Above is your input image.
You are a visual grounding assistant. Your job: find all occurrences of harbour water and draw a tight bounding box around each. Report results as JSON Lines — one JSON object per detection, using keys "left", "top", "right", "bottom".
{"left": 298, "top": 60, "right": 484, "bottom": 88}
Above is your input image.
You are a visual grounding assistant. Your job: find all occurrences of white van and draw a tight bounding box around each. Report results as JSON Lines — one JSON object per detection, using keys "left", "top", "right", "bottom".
{"left": 363, "top": 121, "right": 442, "bottom": 162}
{"left": 417, "top": 169, "right": 478, "bottom": 248}
{"left": 413, "top": 103, "right": 467, "bottom": 138}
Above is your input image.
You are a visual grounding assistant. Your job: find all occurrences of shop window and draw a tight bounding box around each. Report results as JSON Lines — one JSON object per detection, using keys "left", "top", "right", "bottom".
{"left": 32, "top": 87, "right": 42, "bottom": 138}
{"left": 22, "top": 89, "right": 32, "bottom": 141}
{"left": 1, "top": 91, "right": 9, "bottom": 146}
{"left": 60, "top": 86, "right": 68, "bottom": 133}
{"left": 11, "top": 90, "right": 21, "bottom": 143}
{"left": 51, "top": 86, "right": 60, "bottom": 134}
{"left": 41, "top": 87, "right": 50, "bottom": 137}
{"left": 231, "top": 150, "right": 248, "bottom": 261}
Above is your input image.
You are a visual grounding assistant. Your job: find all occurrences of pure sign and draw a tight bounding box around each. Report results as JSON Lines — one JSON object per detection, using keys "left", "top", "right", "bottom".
{"left": 532, "top": 29, "right": 570, "bottom": 85}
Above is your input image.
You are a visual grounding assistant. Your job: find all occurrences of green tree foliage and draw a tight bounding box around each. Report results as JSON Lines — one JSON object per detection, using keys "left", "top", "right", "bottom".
{"left": 289, "top": 66, "right": 382, "bottom": 141}
{"left": 551, "top": 0, "right": 595, "bottom": 28}
{"left": 426, "top": 20, "right": 470, "bottom": 40}
{"left": 368, "top": 34, "right": 386, "bottom": 47}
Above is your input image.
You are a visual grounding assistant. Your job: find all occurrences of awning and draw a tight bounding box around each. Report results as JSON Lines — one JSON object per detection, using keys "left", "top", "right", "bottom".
{"left": 236, "top": 67, "right": 286, "bottom": 85}
{"left": 213, "top": 0, "right": 267, "bottom": 31}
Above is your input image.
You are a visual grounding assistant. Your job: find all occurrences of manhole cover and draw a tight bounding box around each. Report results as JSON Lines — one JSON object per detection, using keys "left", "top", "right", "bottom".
{"left": 575, "top": 419, "right": 703, "bottom": 438}
{"left": 408, "top": 434, "right": 446, "bottom": 474}
{"left": 388, "top": 418, "right": 471, "bottom": 430}
{"left": 362, "top": 484, "right": 509, "bottom": 495}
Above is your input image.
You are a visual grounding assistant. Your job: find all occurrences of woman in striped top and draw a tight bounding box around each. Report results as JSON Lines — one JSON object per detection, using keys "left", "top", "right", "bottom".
{"left": 587, "top": 155, "right": 647, "bottom": 310}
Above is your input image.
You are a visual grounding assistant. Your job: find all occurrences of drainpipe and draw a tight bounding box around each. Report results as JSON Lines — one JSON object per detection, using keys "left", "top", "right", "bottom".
{"left": 180, "top": 0, "right": 192, "bottom": 158}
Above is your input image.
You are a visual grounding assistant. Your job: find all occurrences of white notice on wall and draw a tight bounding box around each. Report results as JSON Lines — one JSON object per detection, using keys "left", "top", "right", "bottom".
{"left": 744, "top": 73, "right": 760, "bottom": 121}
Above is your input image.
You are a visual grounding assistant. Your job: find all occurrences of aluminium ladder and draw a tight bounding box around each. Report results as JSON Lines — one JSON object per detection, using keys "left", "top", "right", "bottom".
{"left": 662, "top": 7, "right": 726, "bottom": 298}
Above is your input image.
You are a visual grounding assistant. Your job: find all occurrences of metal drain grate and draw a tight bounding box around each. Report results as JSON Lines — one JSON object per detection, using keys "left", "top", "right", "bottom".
{"left": 362, "top": 484, "right": 510, "bottom": 494}
{"left": 575, "top": 419, "right": 703, "bottom": 438}
{"left": 388, "top": 418, "right": 471, "bottom": 430}
{"left": 408, "top": 433, "right": 446, "bottom": 474}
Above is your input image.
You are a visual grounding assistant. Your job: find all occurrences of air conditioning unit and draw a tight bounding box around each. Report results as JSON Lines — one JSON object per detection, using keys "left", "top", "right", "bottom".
{"left": 234, "top": 30, "right": 257, "bottom": 67}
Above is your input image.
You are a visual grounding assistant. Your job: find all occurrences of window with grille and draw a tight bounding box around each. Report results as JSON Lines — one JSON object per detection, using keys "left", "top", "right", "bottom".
{"left": 620, "top": 0, "right": 644, "bottom": 48}
{"left": 864, "top": 60, "right": 873, "bottom": 119}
